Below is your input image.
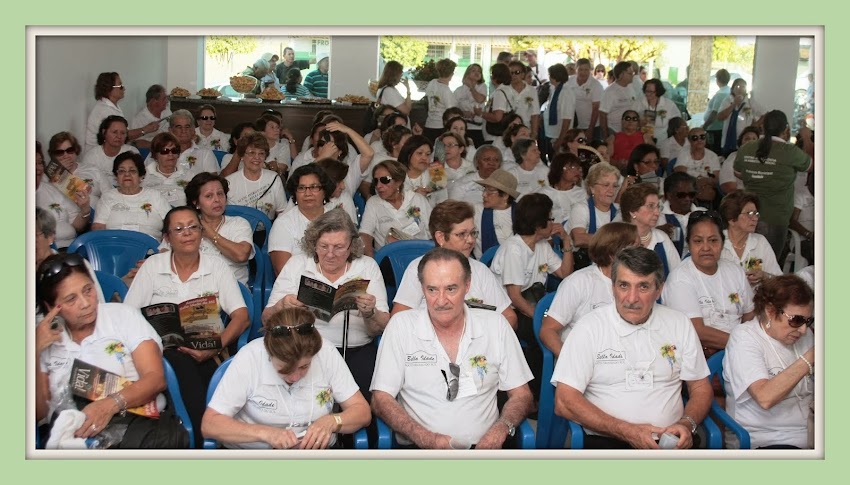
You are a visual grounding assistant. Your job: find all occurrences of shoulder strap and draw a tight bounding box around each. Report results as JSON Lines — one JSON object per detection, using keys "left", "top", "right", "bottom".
{"left": 481, "top": 208, "right": 497, "bottom": 253}
{"left": 256, "top": 174, "right": 279, "bottom": 202}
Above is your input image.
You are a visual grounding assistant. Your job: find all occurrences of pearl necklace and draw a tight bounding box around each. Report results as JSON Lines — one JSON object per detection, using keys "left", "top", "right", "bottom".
{"left": 640, "top": 231, "right": 652, "bottom": 244}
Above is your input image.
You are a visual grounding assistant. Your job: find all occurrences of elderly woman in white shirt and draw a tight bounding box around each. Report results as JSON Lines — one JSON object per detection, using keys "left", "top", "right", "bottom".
{"left": 47, "top": 131, "right": 110, "bottom": 210}
{"left": 719, "top": 191, "right": 782, "bottom": 287}
{"left": 224, "top": 132, "right": 287, "bottom": 221}
{"left": 141, "top": 132, "right": 193, "bottom": 207}
{"left": 194, "top": 104, "right": 229, "bottom": 153}
{"left": 81, "top": 115, "right": 140, "bottom": 185}
{"left": 35, "top": 142, "right": 90, "bottom": 249}
{"left": 618, "top": 182, "right": 681, "bottom": 279}
{"left": 84, "top": 72, "right": 157, "bottom": 153}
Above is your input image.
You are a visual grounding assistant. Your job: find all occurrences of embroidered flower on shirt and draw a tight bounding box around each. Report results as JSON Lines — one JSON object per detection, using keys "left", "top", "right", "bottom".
{"left": 742, "top": 106, "right": 752, "bottom": 117}
{"left": 316, "top": 388, "right": 334, "bottom": 410}
{"left": 83, "top": 178, "right": 94, "bottom": 187}
{"left": 263, "top": 202, "right": 274, "bottom": 214}
{"left": 141, "top": 203, "right": 152, "bottom": 216}
{"left": 186, "top": 156, "right": 197, "bottom": 168}
{"left": 49, "top": 203, "right": 62, "bottom": 215}
{"left": 105, "top": 341, "right": 127, "bottom": 364}
{"left": 660, "top": 343, "right": 677, "bottom": 369}
{"left": 176, "top": 179, "right": 189, "bottom": 188}
{"left": 728, "top": 293, "right": 741, "bottom": 304}
{"left": 658, "top": 110, "right": 667, "bottom": 121}
{"left": 538, "top": 263, "right": 549, "bottom": 273}
{"left": 466, "top": 297, "right": 482, "bottom": 304}
{"left": 525, "top": 96, "right": 533, "bottom": 107}
{"left": 199, "top": 291, "right": 217, "bottom": 298}
{"left": 470, "top": 355, "right": 488, "bottom": 379}
{"left": 211, "top": 139, "right": 222, "bottom": 151}
{"left": 407, "top": 206, "right": 421, "bottom": 225}
{"left": 584, "top": 87, "right": 590, "bottom": 95}
{"left": 432, "top": 95, "right": 442, "bottom": 105}
{"left": 538, "top": 179, "right": 546, "bottom": 187}
{"left": 745, "top": 257, "right": 763, "bottom": 271}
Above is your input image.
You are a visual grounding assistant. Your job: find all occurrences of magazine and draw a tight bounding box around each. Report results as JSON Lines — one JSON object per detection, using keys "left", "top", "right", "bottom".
{"left": 69, "top": 359, "right": 160, "bottom": 418}
{"left": 44, "top": 158, "right": 90, "bottom": 200}
{"left": 141, "top": 295, "right": 224, "bottom": 350}
{"left": 296, "top": 275, "right": 371, "bottom": 321}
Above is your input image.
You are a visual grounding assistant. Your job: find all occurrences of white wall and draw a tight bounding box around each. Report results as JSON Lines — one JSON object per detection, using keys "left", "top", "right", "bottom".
{"left": 753, "top": 36, "right": 800, "bottom": 122}
{"left": 329, "top": 36, "right": 380, "bottom": 98}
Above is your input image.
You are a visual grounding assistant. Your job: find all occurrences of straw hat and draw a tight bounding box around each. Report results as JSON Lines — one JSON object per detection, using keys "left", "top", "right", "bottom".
{"left": 475, "top": 169, "right": 519, "bottom": 199}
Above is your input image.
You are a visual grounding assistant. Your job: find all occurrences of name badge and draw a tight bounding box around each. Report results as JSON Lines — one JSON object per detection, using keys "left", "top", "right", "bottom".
{"left": 401, "top": 220, "right": 421, "bottom": 237}
{"left": 625, "top": 370, "right": 654, "bottom": 391}
{"left": 457, "top": 373, "right": 477, "bottom": 399}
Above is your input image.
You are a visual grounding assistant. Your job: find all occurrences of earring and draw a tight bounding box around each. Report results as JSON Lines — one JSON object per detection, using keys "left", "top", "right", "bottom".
{"left": 765, "top": 319, "right": 771, "bottom": 329}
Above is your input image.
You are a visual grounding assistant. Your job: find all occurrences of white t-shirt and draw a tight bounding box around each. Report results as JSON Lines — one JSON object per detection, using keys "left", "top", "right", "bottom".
{"left": 195, "top": 127, "right": 230, "bottom": 153}
{"left": 568, "top": 200, "right": 621, "bottom": 235}
{"left": 359, "top": 191, "right": 432, "bottom": 250}
{"left": 505, "top": 82, "right": 541, "bottom": 128}
{"left": 793, "top": 188, "right": 814, "bottom": 234}
{"left": 177, "top": 144, "right": 221, "bottom": 175}
{"left": 425, "top": 80, "right": 457, "bottom": 129}
{"left": 266, "top": 254, "right": 388, "bottom": 348}
{"left": 39, "top": 303, "right": 165, "bottom": 422}
{"left": 36, "top": 182, "right": 80, "bottom": 248}
{"left": 504, "top": 161, "right": 549, "bottom": 198}
{"left": 378, "top": 84, "right": 407, "bottom": 110}
{"left": 542, "top": 185, "right": 586, "bottom": 228}
{"left": 567, "top": 76, "right": 604, "bottom": 130}
{"left": 600, "top": 82, "right": 637, "bottom": 133}
{"left": 370, "top": 307, "right": 533, "bottom": 445}
{"left": 393, "top": 255, "right": 512, "bottom": 314}
{"left": 267, "top": 141, "right": 293, "bottom": 169}
{"left": 72, "top": 164, "right": 113, "bottom": 210}
{"left": 552, "top": 304, "right": 709, "bottom": 434}
{"left": 84, "top": 99, "right": 124, "bottom": 153}
{"left": 720, "top": 230, "right": 782, "bottom": 277}
{"left": 723, "top": 319, "right": 813, "bottom": 449}
{"left": 632, "top": 96, "right": 681, "bottom": 144}
{"left": 158, "top": 215, "right": 255, "bottom": 284}
{"left": 448, "top": 171, "right": 486, "bottom": 207}
{"left": 130, "top": 106, "right": 171, "bottom": 144}
{"left": 659, "top": 137, "right": 689, "bottom": 163}
{"left": 141, "top": 163, "right": 194, "bottom": 207}
{"left": 93, "top": 187, "right": 172, "bottom": 242}
{"left": 483, "top": 86, "right": 512, "bottom": 142}
{"left": 81, "top": 144, "right": 140, "bottom": 185}
{"left": 124, "top": 252, "right": 246, "bottom": 318}
{"left": 675, "top": 149, "right": 721, "bottom": 179}
{"left": 207, "top": 339, "right": 359, "bottom": 449}
{"left": 662, "top": 258, "right": 754, "bottom": 334}
{"left": 473, "top": 204, "right": 514, "bottom": 259}
{"left": 546, "top": 264, "right": 613, "bottom": 343}
{"left": 719, "top": 96, "right": 765, "bottom": 148}
{"left": 226, "top": 169, "right": 287, "bottom": 221}
{"left": 268, "top": 206, "right": 325, "bottom": 260}
{"left": 719, "top": 152, "right": 745, "bottom": 191}
{"left": 543, "top": 83, "right": 577, "bottom": 140}
{"left": 453, "top": 83, "right": 488, "bottom": 131}
{"left": 491, "top": 234, "right": 562, "bottom": 292}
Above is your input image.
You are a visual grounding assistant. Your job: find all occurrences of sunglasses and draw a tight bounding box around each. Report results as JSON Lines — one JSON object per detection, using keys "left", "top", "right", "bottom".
{"left": 782, "top": 311, "right": 814, "bottom": 328}
{"left": 159, "top": 147, "right": 180, "bottom": 155}
{"left": 689, "top": 134, "right": 708, "bottom": 141}
{"left": 741, "top": 210, "right": 760, "bottom": 218}
{"left": 374, "top": 176, "right": 394, "bottom": 185}
{"left": 38, "top": 253, "right": 85, "bottom": 282}
{"left": 112, "top": 84, "right": 125, "bottom": 90}
{"left": 441, "top": 363, "right": 460, "bottom": 401}
{"left": 623, "top": 116, "right": 639, "bottom": 122}
{"left": 511, "top": 70, "right": 524, "bottom": 75}
{"left": 270, "top": 322, "right": 315, "bottom": 337}
{"left": 170, "top": 224, "right": 200, "bottom": 235}
{"left": 675, "top": 191, "right": 698, "bottom": 199}
{"left": 198, "top": 116, "right": 216, "bottom": 121}
{"left": 688, "top": 210, "right": 724, "bottom": 226}
{"left": 51, "top": 147, "right": 76, "bottom": 156}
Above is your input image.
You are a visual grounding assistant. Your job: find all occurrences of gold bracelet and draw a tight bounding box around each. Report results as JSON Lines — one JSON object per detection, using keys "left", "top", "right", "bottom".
{"left": 333, "top": 414, "right": 342, "bottom": 432}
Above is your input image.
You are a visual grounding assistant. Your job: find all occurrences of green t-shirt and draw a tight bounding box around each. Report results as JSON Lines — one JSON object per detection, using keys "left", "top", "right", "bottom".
{"left": 734, "top": 139, "right": 811, "bottom": 226}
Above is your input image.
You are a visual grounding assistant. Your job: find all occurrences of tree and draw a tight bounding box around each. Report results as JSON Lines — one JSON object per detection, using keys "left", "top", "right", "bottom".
{"left": 509, "top": 36, "right": 666, "bottom": 65}
{"left": 205, "top": 36, "right": 258, "bottom": 64}
{"left": 380, "top": 36, "right": 429, "bottom": 69}
{"left": 712, "top": 36, "right": 755, "bottom": 66}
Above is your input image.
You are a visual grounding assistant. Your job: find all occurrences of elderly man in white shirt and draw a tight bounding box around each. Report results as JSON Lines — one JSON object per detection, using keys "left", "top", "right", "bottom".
{"left": 130, "top": 84, "right": 171, "bottom": 150}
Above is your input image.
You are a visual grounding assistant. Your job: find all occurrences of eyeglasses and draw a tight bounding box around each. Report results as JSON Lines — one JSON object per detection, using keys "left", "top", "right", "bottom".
{"left": 741, "top": 210, "right": 760, "bottom": 218}
{"left": 639, "top": 158, "right": 659, "bottom": 166}
{"left": 623, "top": 116, "right": 639, "bottom": 122}
{"left": 594, "top": 182, "right": 620, "bottom": 190}
{"left": 689, "top": 134, "right": 708, "bottom": 141}
{"left": 296, "top": 184, "right": 323, "bottom": 194}
{"left": 170, "top": 224, "right": 200, "bottom": 235}
{"left": 316, "top": 242, "right": 351, "bottom": 255}
{"left": 450, "top": 229, "right": 479, "bottom": 240}
{"left": 270, "top": 322, "right": 315, "bottom": 337}
{"left": 782, "top": 311, "right": 814, "bottom": 328}
{"left": 644, "top": 90, "right": 656, "bottom": 94}
{"left": 51, "top": 147, "right": 76, "bottom": 156}
{"left": 576, "top": 137, "right": 587, "bottom": 143}
{"left": 38, "top": 253, "right": 85, "bottom": 282}
{"left": 112, "top": 84, "right": 125, "bottom": 90}
{"left": 116, "top": 168, "right": 139, "bottom": 175}
{"left": 243, "top": 149, "right": 267, "bottom": 159}
{"left": 198, "top": 116, "right": 217, "bottom": 121}
{"left": 482, "top": 187, "right": 502, "bottom": 195}
{"left": 441, "top": 363, "right": 460, "bottom": 401}
{"left": 564, "top": 164, "right": 582, "bottom": 171}
{"left": 675, "top": 191, "right": 698, "bottom": 199}
{"left": 688, "top": 210, "right": 724, "bottom": 227}
{"left": 642, "top": 203, "right": 661, "bottom": 211}
{"left": 374, "top": 176, "right": 394, "bottom": 185}
{"left": 158, "top": 147, "right": 180, "bottom": 155}
{"left": 511, "top": 70, "right": 524, "bottom": 75}
{"left": 443, "top": 143, "right": 460, "bottom": 149}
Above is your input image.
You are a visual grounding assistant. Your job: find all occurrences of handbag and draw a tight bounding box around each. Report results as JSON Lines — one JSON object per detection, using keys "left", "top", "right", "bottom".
{"left": 117, "top": 391, "right": 190, "bottom": 449}
{"left": 361, "top": 87, "right": 386, "bottom": 135}
{"left": 520, "top": 282, "right": 546, "bottom": 305}
{"left": 484, "top": 90, "right": 515, "bottom": 137}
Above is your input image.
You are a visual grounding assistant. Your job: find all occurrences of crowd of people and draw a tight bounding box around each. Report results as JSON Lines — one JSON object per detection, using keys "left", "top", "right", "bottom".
{"left": 33, "top": 51, "right": 816, "bottom": 451}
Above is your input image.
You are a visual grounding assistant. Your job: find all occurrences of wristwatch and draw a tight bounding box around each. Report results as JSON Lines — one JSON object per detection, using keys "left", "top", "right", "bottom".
{"left": 680, "top": 415, "right": 698, "bottom": 434}
{"left": 499, "top": 417, "right": 516, "bottom": 437}
{"left": 333, "top": 414, "right": 343, "bottom": 432}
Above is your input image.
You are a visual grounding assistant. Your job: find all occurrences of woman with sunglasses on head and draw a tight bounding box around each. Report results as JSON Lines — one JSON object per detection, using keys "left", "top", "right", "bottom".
{"left": 607, "top": 110, "right": 653, "bottom": 174}
{"left": 619, "top": 182, "right": 681, "bottom": 280}
{"left": 662, "top": 210, "right": 756, "bottom": 356}
{"left": 81, "top": 115, "right": 141, "bottom": 185}
{"left": 264, "top": 209, "right": 389, "bottom": 400}
{"left": 141, "top": 132, "right": 192, "bottom": 207}
{"left": 35, "top": 253, "right": 167, "bottom": 447}
{"left": 359, "top": 160, "right": 432, "bottom": 257}
{"left": 722, "top": 274, "right": 814, "bottom": 449}
{"left": 194, "top": 105, "right": 229, "bottom": 153}
{"left": 674, "top": 127, "right": 721, "bottom": 208}
{"left": 124, "top": 205, "right": 249, "bottom": 447}
{"left": 224, "top": 132, "right": 287, "bottom": 221}
{"left": 92, "top": 151, "right": 171, "bottom": 242}
{"left": 202, "top": 306, "right": 370, "bottom": 449}
{"left": 719, "top": 191, "right": 782, "bottom": 288}
{"left": 268, "top": 164, "right": 337, "bottom": 277}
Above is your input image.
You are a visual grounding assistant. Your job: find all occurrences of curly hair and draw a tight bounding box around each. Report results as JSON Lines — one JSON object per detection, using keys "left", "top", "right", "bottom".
{"left": 300, "top": 207, "right": 365, "bottom": 262}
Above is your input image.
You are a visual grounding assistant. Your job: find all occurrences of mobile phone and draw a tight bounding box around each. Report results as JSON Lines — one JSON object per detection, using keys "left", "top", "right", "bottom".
{"left": 50, "top": 315, "right": 65, "bottom": 330}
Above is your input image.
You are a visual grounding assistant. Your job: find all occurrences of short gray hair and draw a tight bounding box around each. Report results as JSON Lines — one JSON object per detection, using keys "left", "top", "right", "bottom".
{"left": 170, "top": 109, "right": 194, "bottom": 127}
{"left": 611, "top": 246, "right": 665, "bottom": 289}
{"left": 417, "top": 247, "right": 471, "bottom": 285}
{"left": 145, "top": 84, "right": 166, "bottom": 103}
{"left": 474, "top": 145, "right": 503, "bottom": 166}
{"left": 36, "top": 207, "right": 57, "bottom": 237}
{"left": 300, "top": 208, "right": 365, "bottom": 262}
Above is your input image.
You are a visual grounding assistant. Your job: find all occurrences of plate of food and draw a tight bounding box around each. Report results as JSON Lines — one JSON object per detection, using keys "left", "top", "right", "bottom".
{"left": 336, "top": 94, "right": 371, "bottom": 105}
{"left": 257, "top": 86, "right": 284, "bottom": 103}
{"left": 230, "top": 75, "right": 259, "bottom": 95}
{"left": 197, "top": 88, "right": 222, "bottom": 99}
{"left": 170, "top": 86, "right": 191, "bottom": 98}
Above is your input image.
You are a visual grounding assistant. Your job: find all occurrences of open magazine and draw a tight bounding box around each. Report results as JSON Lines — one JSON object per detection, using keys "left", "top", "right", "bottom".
{"left": 69, "top": 359, "right": 160, "bottom": 418}
{"left": 44, "top": 158, "right": 89, "bottom": 200}
{"left": 141, "top": 295, "right": 224, "bottom": 350}
{"left": 296, "top": 275, "right": 370, "bottom": 321}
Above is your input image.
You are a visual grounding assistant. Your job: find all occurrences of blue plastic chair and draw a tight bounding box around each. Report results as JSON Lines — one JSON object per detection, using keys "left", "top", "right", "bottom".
{"left": 224, "top": 205, "right": 272, "bottom": 250}
{"left": 212, "top": 150, "right": 228, "bottom": 168}
{"left": 706, "top": 350, "right": 752, "bottom": 449}
{"left": 531, "top": 292, "right": 573, "bottom": 449}
{"left": 375, "top": 417, "right": 535, "bottom": 449}
{"left": 223, "top": 282, "right": 257, "bottom": 350}
{"left": 665, "top": 157, "right": 678, "bottom": 177}
{"left": 95, "top": 270, "right": 128, "bottom": 302}
{"left": 67, "top": 230, "right": 159, "bottom": 278}
{"left": 479, "top": 244, "right": 499, "bottom": 267}
{"left": 203, "top": 358, "right": 368, "bottom": 449}
{"left": 162, "top": 357, "right": 195, "bottom": 449}
{"left": 372, "top": 240, "right": 436, "bottom": 304}
{"left": 352, "top": 191, "right": 366, "bottom": 227}
{"left": 137, "top": 147, "right": 150, "bottom": 161}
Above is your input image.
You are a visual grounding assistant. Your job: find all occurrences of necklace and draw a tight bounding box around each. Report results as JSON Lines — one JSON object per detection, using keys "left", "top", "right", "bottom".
{"left": 640, "top": 231, "right": 652, "bottom": 244}
{"left": 156, "top": 164, "right": 176, "bottom": 176}
{"left": 731, "top": 233, "right": 748, "bottom": 250}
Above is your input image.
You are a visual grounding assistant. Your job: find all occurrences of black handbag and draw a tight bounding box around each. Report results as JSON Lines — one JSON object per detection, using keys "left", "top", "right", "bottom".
{"left": 520, "top": 282, "right": 546, "bottom": 305}
{"left": 117, "top": 391, "right": 190, "bottom": 449}
{"left": 484, "top": 90, "right": 515, "bottom": 137}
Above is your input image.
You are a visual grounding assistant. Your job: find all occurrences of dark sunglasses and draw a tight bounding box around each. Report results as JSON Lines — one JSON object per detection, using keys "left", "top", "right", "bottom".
{"left": 38, "top": 253, "right": 85, "bottom": 282}
{"left": 198, "top": 116, "right": 216, "bottom": 121}
{"left": 269, "top": 322, "right": 315, "bottom": 337}
{"left": 511, "top": 70, "right": 524, "bottom": 75}
{"left": 675, "top": 191, "right": 698, "bottom": 199}
{"left": 159, "top": 147, "right": 180, "bottom": 155}
{"left": 441, "top": 363, "right": 460, "bottom": 401}
{"left": 51, "top": 147, "right": 76, "bottom": 156}
{"left": 623, "top": 116, "right": 639, "bottom": 122}
{"left": 374, "top": 175, "right": 394, "bottom": 185}
{"left": 689, "top": 134, "right": 708, "bottom": 141}
{"left": 782, "top": 311, "right": 814, "bottom": 328}
{"left": 688, "top": 209, "right": 724, "bottom": 226}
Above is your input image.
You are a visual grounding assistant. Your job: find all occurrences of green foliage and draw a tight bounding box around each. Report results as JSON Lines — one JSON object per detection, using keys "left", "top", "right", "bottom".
{"left": 508, "top": 36, "right": 666, "bottom": 64}
{"left": 712, "top": 37, "right": 755, "bottom": 66}
{"left": 380, "top": 36, "right": 429, "bottom": 69}
{"left": 205, "top": 36, "right": 258, "bottom": 63}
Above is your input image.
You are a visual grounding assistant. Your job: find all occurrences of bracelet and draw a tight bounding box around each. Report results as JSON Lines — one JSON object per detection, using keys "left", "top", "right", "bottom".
{"left": 213, "top": 235, "right": 219, "bottom": 245}
{"left": 288, "top": 139, "right": 296, "bottom": 144}
{"left": 680, "top": 415, "right": 697, "bottom": 434}
{"left": 140, "top": 129, "right": 145, "bottom": 136}
{"left": 333, "top": 413, "right": 343, "bottom": 432}
{"left": 80, "top": 212, "right": 92, "bottom": 219}
{"left": 109, "top": 392, "right": 128, "bottom": 417}
{"left": 799, "top": 355, "right": 814, "bottom": 375}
